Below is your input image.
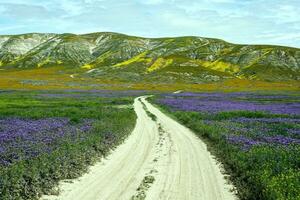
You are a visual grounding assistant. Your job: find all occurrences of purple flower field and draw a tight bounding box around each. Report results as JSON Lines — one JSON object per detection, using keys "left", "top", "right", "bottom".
{"left": 0, "top": 118, "right": 94, "bottom": 166}
{"left": 159, "top": 98, "right": 300, "bottom": 115}
{"left": 159, "top": 92, "right": 300, "bottom": 115}
{"left": 0, "top": 91, "right": 138, "bottom": 199}
{"left": 156, "top": 92, "right": 300, "bottom": 150}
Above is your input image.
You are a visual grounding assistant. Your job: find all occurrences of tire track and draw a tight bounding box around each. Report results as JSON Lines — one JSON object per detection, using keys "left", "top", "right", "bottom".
{"left": 42, "top": 96, "right": 237, "bottom": 200}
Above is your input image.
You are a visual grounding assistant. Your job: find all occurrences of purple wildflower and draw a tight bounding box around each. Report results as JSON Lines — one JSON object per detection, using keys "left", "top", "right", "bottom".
{"left": 0, "top": 118, "right": 94, "bottom": 166}
{"left": 226, "top": 135, "right": 263, "bottom": 150}
{"left": 262, "top": 136, "right": 300, "bottom": 145}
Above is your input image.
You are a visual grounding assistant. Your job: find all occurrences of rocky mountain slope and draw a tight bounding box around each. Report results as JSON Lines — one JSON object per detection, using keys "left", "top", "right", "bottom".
{"left": 0, "top": 32, "right": 299, "bottom": 83}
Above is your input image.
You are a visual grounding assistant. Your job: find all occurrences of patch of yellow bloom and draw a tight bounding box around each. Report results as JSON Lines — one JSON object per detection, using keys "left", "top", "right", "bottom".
{"left": 200, "top": 60, "right": 240, "bottom": 74}
{"left": 37, "top": 58, "right": 51, "bottom": 68}
{"left": 81, "top": 64, "right": 93, "bottom": 69}
{"left": 113, "top": 52, "right": 150, "bottom": 67}
{"left": 147, "top": 58, "right": 173, "bottom": 72}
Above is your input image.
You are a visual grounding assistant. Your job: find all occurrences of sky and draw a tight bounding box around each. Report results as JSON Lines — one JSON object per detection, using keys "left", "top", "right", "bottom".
{"left": 0, "top": 0, "right": 299, "bottom": 48}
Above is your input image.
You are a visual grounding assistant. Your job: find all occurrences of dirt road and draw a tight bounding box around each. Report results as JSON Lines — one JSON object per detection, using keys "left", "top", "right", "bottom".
{"left": 43, "top": 96, "right": 236, "bottom": 200}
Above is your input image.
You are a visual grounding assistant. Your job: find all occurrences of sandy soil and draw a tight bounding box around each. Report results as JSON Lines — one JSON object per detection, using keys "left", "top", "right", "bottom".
{"left": 42, "top": 96, "right": 237, "bottom": 200}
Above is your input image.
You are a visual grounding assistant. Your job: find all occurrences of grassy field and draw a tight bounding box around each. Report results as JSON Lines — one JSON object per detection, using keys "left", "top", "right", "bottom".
{"left": 0, "top": 67, "right": 299, "bottom": 92}
{"left": 1, "top": 89, "right": 299, "bottom": 200}
{"left": 0, "top": 90, "right": 140, "bottom": 199}
{"left": 151, "top": 92, "right": 300, "bottom": 200}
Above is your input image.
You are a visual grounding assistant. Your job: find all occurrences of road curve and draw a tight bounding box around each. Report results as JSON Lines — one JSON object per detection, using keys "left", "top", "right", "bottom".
{"left": 43, "top": 96, "right": 236, "bottom": 200}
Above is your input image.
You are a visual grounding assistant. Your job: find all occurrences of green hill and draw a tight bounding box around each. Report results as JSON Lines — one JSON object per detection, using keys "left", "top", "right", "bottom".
{"left": 0, "top": 32, "right": 299, "bottom": 83}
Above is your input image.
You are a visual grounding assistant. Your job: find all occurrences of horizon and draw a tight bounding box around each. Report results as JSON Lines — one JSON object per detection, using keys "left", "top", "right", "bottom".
{"left": 0, "top": 0, "right": 299, "bottom": 48}
{"left": 1, "top": 31, "right": 300, "bottom": 49}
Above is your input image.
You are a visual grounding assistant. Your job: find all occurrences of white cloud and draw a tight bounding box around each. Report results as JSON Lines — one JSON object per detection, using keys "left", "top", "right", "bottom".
{"left": 0, "top": 2, "right": 66, "bottom": 19}
{"left": 0, "top": 0, "right": 299, "bottom": 47}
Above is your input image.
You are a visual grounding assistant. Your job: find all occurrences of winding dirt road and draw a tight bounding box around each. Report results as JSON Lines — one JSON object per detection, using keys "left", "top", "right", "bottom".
{"left": 43, "top": 97, "right": 236, "bottom": 200}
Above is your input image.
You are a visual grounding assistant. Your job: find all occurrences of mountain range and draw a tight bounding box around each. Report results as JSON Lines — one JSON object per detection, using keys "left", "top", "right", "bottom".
{"left": 0, "top": 32, "right": 299, "bottom": 84}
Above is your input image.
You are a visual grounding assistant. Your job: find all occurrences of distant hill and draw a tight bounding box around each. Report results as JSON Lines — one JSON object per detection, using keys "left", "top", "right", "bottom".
{"left": 0, "top": 32, "right": 299, "bottom": 83}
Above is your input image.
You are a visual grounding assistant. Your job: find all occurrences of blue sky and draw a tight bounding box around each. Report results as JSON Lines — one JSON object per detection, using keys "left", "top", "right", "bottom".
{"left": 0, "top": 0, "right": 299, "bottom": 47}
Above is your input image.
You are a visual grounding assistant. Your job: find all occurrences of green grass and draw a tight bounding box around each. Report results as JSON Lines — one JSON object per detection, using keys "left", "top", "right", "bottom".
{"left": 150, "top": 96, "right": 300, "bottom": 200}
{"left": 0, "top": 91, "right": 137, "bottom": 199}
{"left": 139, "top": 98, "right": 157, "bottom": 121}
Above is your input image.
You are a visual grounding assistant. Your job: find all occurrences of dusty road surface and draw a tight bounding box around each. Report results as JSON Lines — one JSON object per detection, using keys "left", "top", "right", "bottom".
{"left": 43, "top": 96, "right": 236, "bottom": 200}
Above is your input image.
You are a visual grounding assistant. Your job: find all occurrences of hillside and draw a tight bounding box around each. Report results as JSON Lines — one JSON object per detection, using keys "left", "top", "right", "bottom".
{"left": 0, "top": 32, "right": 300, "bottom": 84}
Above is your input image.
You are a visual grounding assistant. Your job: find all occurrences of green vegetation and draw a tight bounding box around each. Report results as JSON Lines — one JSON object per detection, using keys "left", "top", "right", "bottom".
{"left": 131, "top": 175, "right": 155, "bottom": 200}
{"left": 0, "top": 91, "right": 137, "bottom": 199}
{"left": 150, "top": 94, "right": 300, "bottom": 200}
{"left": 139, "top": 98, "right": 157, "bottom": 121}
{"left": 0, "top": 32, "right": 299, "bottom": 84}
